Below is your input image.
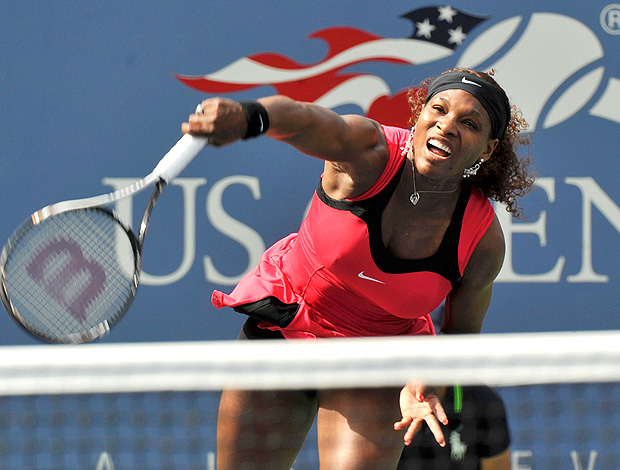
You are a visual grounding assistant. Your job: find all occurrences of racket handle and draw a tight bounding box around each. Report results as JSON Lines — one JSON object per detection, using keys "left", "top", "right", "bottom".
{"left": 153, "top": 134, "right": 208, "bottom": 183}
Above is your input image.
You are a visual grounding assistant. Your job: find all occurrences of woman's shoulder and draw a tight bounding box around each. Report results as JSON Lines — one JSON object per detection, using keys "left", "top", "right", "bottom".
{"left": 380, "top": 124, "right": 410, "bottom": 146}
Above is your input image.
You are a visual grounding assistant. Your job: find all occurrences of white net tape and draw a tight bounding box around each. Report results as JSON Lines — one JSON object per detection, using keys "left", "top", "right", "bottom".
{"left": 2, "top": 330, "right": 619, "bottom": 395}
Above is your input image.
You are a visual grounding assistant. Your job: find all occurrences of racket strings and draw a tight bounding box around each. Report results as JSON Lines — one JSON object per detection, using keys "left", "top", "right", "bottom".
{"left": 2, "top": 209, "right": 138, "bottom": 342}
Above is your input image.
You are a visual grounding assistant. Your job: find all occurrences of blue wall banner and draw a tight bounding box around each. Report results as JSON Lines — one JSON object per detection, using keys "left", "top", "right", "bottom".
{"left": 1, "top": 1, "right": 619, "bottom": 345}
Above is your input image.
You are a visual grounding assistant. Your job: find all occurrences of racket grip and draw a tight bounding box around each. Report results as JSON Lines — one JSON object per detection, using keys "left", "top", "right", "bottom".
{"left": 152, "top": 134, "right": 208, "bottom": 183}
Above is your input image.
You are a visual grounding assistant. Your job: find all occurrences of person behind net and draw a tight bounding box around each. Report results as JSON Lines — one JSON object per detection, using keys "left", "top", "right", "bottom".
{"left": 397, "top": 384, "right": 511, "bottom": 470}
{"left": 182, "top": 68, "right": 534, "bottom": 470}
{"left": 397, "top": 303, "right": 511, "bottom": 470}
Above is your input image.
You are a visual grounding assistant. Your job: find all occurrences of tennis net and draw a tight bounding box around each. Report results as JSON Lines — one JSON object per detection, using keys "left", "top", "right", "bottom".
{"left": 1, "top": 330, "right": 619, "bottom": 469}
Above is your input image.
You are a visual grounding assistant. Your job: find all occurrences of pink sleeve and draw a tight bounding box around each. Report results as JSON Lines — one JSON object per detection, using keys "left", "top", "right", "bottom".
{"left": 348, "top": 125, "right": 409, "bottom": 201}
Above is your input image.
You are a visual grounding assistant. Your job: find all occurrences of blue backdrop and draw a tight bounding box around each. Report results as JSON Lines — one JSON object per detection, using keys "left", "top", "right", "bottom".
{"left": 1, "top": 0, "right": 620, "bottom": 345}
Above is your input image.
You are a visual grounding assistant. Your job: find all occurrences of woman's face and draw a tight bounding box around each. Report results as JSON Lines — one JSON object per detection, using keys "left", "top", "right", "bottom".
{"left": 412, "top": 88, "right": 498, "bottom": 182}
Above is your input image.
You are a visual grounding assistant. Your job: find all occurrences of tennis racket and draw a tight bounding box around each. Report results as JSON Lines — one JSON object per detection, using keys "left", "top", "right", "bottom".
{"left": 0, "top": 133, "right": 208, "bottom": 344}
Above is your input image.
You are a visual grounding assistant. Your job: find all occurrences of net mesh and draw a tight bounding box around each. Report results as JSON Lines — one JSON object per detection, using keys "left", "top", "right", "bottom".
{"left": 1, "top": 331, "right": 619, "bottom": 470}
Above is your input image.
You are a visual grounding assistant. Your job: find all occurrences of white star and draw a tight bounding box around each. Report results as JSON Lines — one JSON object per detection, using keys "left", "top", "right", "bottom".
{"left": 415, "top": 18, "right": 436, "bottom": 39}
{"left": 437, "top": 5, "right": 458, "bottom": 23}
{"left": 448, "top": 26, "right": 467, "bottom": 45}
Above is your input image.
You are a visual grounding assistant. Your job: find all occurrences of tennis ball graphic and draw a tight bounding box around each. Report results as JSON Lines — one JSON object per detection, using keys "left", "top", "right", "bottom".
{"left": 457, "top": 13, "right": 604, "bottom": 130}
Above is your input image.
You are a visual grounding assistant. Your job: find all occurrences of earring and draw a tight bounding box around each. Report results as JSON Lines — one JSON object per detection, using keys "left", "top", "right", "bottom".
{"left": 401, "top": 126, "right": 415, "bottom": 157}
{"left": 463, "top": 159, "right": 484, "bottom": 178}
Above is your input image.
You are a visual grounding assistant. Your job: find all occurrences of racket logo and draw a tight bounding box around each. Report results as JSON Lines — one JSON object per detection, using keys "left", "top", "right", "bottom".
{"left": 26, "top": 238, "right": 106, "bottom": 324}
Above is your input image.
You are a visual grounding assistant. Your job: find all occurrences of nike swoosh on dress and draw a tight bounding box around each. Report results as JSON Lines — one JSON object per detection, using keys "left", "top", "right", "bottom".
{"left": 357, "top": 271, "right": 385, "bottom": 284}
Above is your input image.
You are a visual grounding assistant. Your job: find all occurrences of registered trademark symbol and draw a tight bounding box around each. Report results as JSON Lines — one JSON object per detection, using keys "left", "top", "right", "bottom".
{"left": 601, "top": 4, "right": 620, "bottom": 34}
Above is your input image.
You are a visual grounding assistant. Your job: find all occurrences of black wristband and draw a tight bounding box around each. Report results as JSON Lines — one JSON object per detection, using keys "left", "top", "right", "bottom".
{"left": 239, "top": 101, "right": 270, "bottom": 139}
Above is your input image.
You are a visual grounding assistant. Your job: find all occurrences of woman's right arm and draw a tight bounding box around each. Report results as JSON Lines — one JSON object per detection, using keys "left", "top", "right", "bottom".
{"left": 182, "top": 95, "right": 390, "bottom": 199}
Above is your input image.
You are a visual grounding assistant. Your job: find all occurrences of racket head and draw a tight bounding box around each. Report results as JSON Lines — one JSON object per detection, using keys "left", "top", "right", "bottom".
{"left": 0, "top": 207, "right": 141, "bottom": 344}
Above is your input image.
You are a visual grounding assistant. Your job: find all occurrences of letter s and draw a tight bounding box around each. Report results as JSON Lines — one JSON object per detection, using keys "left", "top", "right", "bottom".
{"left": 203, "top": 175, "right": 266, "bottom": 285}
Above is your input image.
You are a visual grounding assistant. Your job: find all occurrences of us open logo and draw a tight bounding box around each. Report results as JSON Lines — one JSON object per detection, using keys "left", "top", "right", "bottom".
{"left": 177, "top": 6, "right": 620, "bottom": 131}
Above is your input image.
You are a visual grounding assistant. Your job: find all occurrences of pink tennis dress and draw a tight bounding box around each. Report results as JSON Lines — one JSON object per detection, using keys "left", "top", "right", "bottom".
{"left": 212, "top": 126, "right": 495, "bottom": 339}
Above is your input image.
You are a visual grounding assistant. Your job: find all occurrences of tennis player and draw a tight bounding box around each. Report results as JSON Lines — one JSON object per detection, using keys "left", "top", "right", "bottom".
{"left": 183, "top": 68, "right": 534, "bottom": 470}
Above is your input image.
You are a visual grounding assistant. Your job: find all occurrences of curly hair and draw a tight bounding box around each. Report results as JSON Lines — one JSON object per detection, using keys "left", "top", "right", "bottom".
{"left": 407, "top": 68, "right": 536, "bottom": 218}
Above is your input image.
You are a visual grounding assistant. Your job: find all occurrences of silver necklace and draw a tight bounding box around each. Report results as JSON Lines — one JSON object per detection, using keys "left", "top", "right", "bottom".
{"left": 409, "top": 158, "right": 459, "bottom": 205}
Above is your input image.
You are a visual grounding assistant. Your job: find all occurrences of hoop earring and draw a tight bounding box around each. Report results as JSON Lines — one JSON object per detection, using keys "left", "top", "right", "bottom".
{"left": 463, "top": 159, "right": 484, "bottom": 178}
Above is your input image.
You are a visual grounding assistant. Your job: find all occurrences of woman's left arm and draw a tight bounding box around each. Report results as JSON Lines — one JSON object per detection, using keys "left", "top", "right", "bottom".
{"left": 397, "top": 218, "right": 504, "bottom": 445}
{"left": 441, "top": 215, "right": 505, "bottom": 334}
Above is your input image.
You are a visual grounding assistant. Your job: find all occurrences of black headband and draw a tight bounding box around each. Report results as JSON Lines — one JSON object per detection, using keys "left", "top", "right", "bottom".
{"left": 425, "top": 71, "right": 510, "bottom": 139}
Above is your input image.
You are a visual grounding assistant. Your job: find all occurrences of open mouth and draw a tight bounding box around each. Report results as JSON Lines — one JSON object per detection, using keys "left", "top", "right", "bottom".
{"left": 427, "top": 138, "right": 453, "bottom": 158}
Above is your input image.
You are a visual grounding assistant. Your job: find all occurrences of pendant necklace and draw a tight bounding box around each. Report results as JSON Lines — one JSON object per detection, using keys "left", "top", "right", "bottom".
{"left": 409, "top": 157, "right": 459, "bottom": 206}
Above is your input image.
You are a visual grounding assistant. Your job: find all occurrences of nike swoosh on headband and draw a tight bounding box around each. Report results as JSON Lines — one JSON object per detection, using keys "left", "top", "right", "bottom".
{"left": 461, "top": 76, "right": 482, "bottom": 87}
{"left": 358, "top": 271, "right": 385, "bottom": 284}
